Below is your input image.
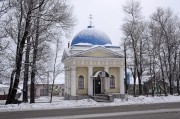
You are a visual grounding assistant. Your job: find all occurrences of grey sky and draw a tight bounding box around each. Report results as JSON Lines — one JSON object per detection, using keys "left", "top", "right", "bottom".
{"left": 70, "top": 0, "right": 180, "bottom": 46}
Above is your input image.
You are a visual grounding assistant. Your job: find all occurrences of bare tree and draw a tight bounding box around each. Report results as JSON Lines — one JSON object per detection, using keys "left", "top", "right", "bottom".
{"left": 0, "top": 0, "right": 11, "bottom": 78}
{"left": 50, "top": 37, "right": 64, "bottom": 103}
{"left": 122, "top": 0, "right": 146, "bottom": 96}
{"left": 2, "top": 0, "right": 75, "bottom": 104}
{"left": 147, "top": 22, "right": 161, "bottom": 96}
{"left": 6, "top": 0, "right": 46, "bottom": 104}
{"left": 176, "top": 23, "right": 180, "bottom": 95}
{"left": 29, "top": 0, "right": 75, "bottom": 103}
{"left": 150, "top": 8, "right": 179, "bottom": 95}
{"left": 178, "top": 49, "right": 180, "bottom": 95}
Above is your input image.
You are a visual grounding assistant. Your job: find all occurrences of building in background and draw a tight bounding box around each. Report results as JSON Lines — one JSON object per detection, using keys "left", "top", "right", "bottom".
{"left": 28, "top": 84, "right": 64, "bottom": 98}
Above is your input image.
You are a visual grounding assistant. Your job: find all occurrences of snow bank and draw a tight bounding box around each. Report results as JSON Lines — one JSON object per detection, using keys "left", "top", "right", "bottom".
{"left": 0, "top": 95, "right": 180, "bottom": 112}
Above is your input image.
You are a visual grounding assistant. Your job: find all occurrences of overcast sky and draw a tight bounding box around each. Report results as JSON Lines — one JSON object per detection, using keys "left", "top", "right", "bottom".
{"left": 69, "top": 0, "right": 180, "bottom": 46}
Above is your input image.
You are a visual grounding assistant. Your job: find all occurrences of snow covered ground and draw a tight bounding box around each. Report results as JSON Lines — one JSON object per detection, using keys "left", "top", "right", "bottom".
{"left": 0, "top": 95, "right": 180, "bottom": 112}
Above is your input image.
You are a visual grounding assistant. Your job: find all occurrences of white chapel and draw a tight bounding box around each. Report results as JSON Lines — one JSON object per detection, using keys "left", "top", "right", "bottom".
{"left": 62, "top": 24, "right": 125, "bottom": 100}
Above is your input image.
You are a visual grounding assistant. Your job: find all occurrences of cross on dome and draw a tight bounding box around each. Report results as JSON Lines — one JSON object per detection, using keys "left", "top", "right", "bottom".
{"left": 88, "top": 14, "right": 94, "bottom": 28}
{"left": 89, "top": 14, "right": 93, "bottom": 26}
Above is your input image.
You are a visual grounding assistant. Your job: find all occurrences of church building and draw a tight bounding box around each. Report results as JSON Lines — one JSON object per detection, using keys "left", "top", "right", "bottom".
{"left": 62, "top": 24, "right": 125, "bottom": 100}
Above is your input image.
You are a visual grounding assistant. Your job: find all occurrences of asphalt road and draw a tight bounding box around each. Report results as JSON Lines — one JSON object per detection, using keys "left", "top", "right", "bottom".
{"left": 0, "top": 102, "right": 180, "bottom": 119}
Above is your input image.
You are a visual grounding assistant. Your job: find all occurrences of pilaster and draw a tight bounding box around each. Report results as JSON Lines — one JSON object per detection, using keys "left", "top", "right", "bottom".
{"left": 104, "top": 66, "right": 109, "bottom": 92}
{"left": 71, "top": 66, "right": 76, "bottom": 96}
{"left": 120, "top": 66, "right": 125, "bottom": 98}
{"left": 88, "top": 66, "right": 93, "bottom": 95}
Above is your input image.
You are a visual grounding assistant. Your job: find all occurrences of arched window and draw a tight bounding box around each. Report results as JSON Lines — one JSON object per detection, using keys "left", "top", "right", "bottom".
{"left": 110, "top": 75, "right": 115, "bottom": 89}
{"left": 78, "top": 75, "right": 84, "bottom": 89}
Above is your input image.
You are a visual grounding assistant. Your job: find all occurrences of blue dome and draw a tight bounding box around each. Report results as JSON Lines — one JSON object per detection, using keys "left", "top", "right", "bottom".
{"left": 71, "top": 28, "right": 112, "bottom": 46}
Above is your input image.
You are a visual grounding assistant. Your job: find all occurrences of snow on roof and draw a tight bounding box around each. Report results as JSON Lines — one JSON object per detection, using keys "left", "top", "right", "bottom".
{"left": 74, "top": 43, "right": 93, "bottom": 46}
{"left": 71, "top": 45, "right": 121, "bottom": 54}
{"left": 70, "top": 45, "right": 123, "bottom": 58}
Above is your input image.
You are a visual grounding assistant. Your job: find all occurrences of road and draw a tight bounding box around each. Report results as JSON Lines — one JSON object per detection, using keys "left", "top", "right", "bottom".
{"left": 0, "top": 102, "right": 180, "bottom": 119}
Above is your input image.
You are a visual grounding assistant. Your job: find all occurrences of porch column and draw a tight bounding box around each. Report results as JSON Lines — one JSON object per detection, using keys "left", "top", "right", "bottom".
{"left": 88, "top": 66, "right": 93, "bottom": 95}
{"left": 104, "top": 66, "right": 109, "bottom": 92}
{"left": 67, "top": 67, "right": 71, "bottom": 96}
{"left": 65, "top": 66, "right": 70, "bottom": 99}
{"left": 71, "top": 66, "right": 76, "bottom": 96}
{"left": 120, "top": 66, "right": 125, "bottom": 98}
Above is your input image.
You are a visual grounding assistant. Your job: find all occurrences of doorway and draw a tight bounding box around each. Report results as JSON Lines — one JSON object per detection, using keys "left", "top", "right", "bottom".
{"left": 93, "top": 71, "right": 110, "bottom": 95}
{"left": 93, "top": 77, "right": 101, "bottom": 95}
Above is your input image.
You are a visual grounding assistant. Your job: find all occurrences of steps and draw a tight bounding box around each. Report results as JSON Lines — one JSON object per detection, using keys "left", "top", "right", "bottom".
{"left": 91, "top": 94, "right": 114, "bottom": 102}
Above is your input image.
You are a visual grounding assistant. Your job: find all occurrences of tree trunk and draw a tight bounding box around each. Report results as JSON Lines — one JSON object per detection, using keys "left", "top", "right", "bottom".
{"left": 168, "top": 50, "right": 173, "bottom": 95}
{"left": 30, "top": 4, "right": 41, "bottom": 103}
{"left": 9, "top": 35, "right": 28, "bottom": 103}
{"left": 178, "top": 51, "right": 180, "bottom": 95}
{"left": 137, "top": 38, "right": 143, "bottom": 95}
{"left": 124, "top": 40, "right": 128, "bottom": 94}
{"left": 50, "top": 38, "right": 60, "bottom": 103}
{"left": 177, "top": 77, "right": 180, "bottom": 95}
{"left": 159, "top": 52, "right": 167, "bottom": 96}
{"left": 133, "top": 69, "right": 136, "bottom": 97}
{"left": 131, "top": 35, "right": 138, "bottom": 97}
{"left": 6, "top": 10, "right": 32, "bottom": 104}
{"left": 5, "top": 70, "right": 16, "bottom": 104}
{"left": 137, "top": 70, "right": 142, "bottom": 95}
{"left": 23, "top": 36, "right": 31, "bottom": 102}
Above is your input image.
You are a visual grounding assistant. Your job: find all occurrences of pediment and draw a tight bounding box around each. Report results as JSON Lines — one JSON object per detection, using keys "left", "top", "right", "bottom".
{"left": 72, "top": 46, "right": 123, "bottom": 58}
{"left": 83, "top": 49, "right": 115, "bottom": 57}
